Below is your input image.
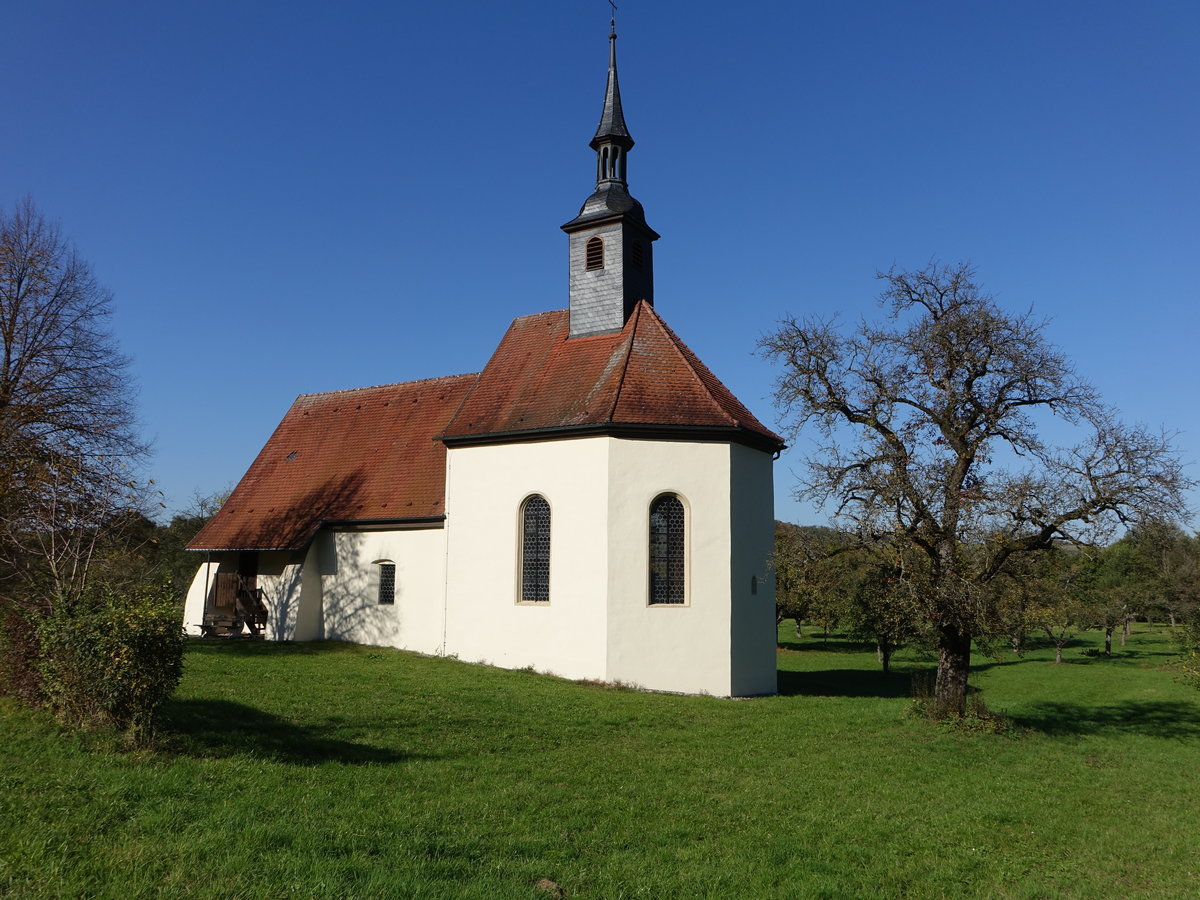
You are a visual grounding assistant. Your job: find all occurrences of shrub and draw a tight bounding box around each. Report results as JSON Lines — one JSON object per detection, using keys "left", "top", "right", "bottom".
{"left": 0, "top": 601, "right": 49, "bottom": 704}
{"left": 36, "top": 586, "right": 184, "bottom": 746}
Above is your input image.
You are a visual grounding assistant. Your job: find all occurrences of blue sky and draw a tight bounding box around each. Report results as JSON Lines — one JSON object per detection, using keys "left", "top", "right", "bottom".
{"left": 2, "top": 1, "right": 1197, "bottom": 526}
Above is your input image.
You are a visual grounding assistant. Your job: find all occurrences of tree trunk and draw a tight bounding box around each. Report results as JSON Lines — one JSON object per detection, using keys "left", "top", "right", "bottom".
{"left": 934, "top": 628, "right": 971, "bottom": 717}
{"left": 1104, "top": 626, "right": 1113, "bottom": 657}
{"left": 877, "top": 642, "right": 892, "bottom": 674}
{"left": 1169, "top": 612, "right": 1177, "bottom": 628}
{"left": 1055, "top": 644, "right": 1064, "bottom": 664}
{"left": 1121, "top": 617, "right": 1129, "bottom": 646}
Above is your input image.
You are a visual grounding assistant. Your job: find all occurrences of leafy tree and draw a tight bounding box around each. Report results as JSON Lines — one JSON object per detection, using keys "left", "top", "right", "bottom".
{"left": 1163, "top": 532, "right": 1200, "bottom": 628}
{"left": 772, "top": 522, "right": 850, "bottom": 640}
{"left": 1030, "top": 597, "right": 1087, "bottom": 664}
{"left": 1179, "top": 608, "right": 1200, "bottom": 687}
{"left": 1123, "top": 522, "right": 1199, "bottom": 628}
{"left": 841, "top": 549, "right": 922, "bottom": 673}
{"left": 995, "top": 547, "right": 1084, "bottom": 657}
{"left": 772, "top": 522, "right": 812, "bottom": 632}
{"left": 760, "top": 262, "right": 1191, "bottom": 716}
{"left": 1079, "top": 539, "right": 1143, "bottom": 655}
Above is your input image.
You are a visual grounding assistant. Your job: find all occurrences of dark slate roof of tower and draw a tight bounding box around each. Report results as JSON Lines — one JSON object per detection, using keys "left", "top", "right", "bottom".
{"left": 562, "top": 182, "right": 653, "bottom": 232}
{"left": 564, "top": 27, "right": 655, "bottom": 234}
{"left": 590, "top": 29, "right": 633, "bottom": 150}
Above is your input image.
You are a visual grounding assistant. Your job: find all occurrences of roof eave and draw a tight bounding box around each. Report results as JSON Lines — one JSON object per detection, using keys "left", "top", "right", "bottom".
{"left": 186, "top": 514, "right": 448, "bottom": 553}
{"left": 441, "top": 422, "right": 785, "bottom": 454}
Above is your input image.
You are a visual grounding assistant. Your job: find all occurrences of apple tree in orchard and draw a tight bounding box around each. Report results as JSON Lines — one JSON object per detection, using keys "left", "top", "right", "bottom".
{"left": 759, "top": 262, "right": 1191, "bottom": 716}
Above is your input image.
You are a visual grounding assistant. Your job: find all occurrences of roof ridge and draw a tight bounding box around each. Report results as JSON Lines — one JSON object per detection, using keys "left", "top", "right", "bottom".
{"left": 298, "top": 372, "right": 477, "bottom": 401}
{"left": 636, "top": 303, "right": 739, "bottom": 428}
{"left": 605, "top": 302, "right": 641, "bottom": 423}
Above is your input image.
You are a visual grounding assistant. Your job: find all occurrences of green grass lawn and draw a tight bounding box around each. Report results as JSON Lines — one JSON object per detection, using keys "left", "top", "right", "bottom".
{"left": 2, "top": 625, "right": 1198, "bottom": 898}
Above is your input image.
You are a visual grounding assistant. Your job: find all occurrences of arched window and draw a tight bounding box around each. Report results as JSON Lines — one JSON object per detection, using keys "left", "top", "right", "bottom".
{"left": 520, "top": 495, "right": 551, "bottom": 603}
{"left": 585, "top": 236, "right": 604, "bottom": 270}
{"left": 649, "top": 493, "right": 686, "bottom": 605}
{"left": 374, "top": 560, "right": 395, "bottom": 605}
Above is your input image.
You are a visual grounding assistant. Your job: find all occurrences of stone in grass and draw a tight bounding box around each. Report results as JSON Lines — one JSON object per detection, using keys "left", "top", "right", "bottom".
{"left": 534, "top": 877, "right": 566, "bottom": 898}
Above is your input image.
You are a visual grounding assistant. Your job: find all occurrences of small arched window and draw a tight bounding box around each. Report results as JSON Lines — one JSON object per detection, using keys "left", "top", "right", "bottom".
{"left": 649, "top": 493, "right": 686, "bottom": 605}
{"left": 374, "top": 560, "right": 396, "bottom": 605}
{"left": 585, "top": 236, "right": 604, "bottom": 270}
{"left": 520, "top": 495, "right": 551, "bottom": 603}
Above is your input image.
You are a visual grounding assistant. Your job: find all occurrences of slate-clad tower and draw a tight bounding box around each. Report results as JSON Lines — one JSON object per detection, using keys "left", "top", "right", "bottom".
{"left": 563, "top": 24, "right": 660, "bottom": 338}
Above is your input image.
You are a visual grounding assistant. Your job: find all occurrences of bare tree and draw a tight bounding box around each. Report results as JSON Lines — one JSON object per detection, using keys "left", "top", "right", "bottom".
{"left": 759, "top": 262, "right": 1192, "bottom": 716}
{"left": 0, "top": 198, "right": 147, "bottom": 609}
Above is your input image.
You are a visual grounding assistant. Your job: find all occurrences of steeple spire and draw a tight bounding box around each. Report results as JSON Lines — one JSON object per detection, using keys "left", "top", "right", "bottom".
{"left": 562, "top": 20, "right": 659, "bottom": 338}
{"left": 590, "top": 22, "right": 633, "bottom": 182}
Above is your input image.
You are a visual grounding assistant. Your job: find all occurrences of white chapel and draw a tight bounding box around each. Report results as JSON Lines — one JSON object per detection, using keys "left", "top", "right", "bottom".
{"left": 184, "top": 24, "right": 784, "bottom": 697}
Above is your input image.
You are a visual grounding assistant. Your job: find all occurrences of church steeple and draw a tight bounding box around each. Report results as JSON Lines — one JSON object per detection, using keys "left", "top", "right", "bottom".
{"left": 562, "top": 21, "right": 659, "bottom": 339}
{"left": 591, "top": 24, "right": 633, "bottom": 184}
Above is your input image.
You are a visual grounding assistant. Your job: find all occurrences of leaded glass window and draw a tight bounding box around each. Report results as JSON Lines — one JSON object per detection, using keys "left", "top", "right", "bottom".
{"left": 520, "top": 495, "right": 551, "bottom": 603}
{"left": 377, "top": 561, "right": 395, "bottom": 605}
{"left": 649, "top": 494, "right": 686, "bottom": 605}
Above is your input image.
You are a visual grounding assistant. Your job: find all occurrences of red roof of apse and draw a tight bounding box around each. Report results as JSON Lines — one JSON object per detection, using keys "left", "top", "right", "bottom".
{"left": 441, "top": 301, "right": 784, "bottom": 451}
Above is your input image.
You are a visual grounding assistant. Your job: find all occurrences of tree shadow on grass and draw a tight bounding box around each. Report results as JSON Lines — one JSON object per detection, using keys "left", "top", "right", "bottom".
{"left": 1010, "top": 700, "right": 1200, "bottom": 739}
{"left": 776, "top": 637, "right": 878, "bottom": 655}
{"left": 777, "top": 667, "right": 919, "bottom": 699}
{"left": 184, "top": 638, "right": 337, "bottom": 657}
{"left": 158, "top": 698, "right": 419, "bottom": 765}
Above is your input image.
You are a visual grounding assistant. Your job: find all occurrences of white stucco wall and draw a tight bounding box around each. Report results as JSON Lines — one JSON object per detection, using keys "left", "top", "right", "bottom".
{"left": 316, "top": 528, "right": 446, "bottom": 653}
{"left": 604, "top": 438, "right": 732, "bottom": 694}
{"left": 728, "top": 442, "right": 779, "bottom": 696}
{"left": 443, "top": 439, "right": 611, "bottom": 680}
{"left": 182, "top": 559, "right": 223, "bottom": 636}
{"left": 185, "top": 434, "right": 776, "bottom": 698}
{"left": 443, "top": 435, "right": 777, "bottom": 696}
{"left": 258, "top": 550, "right": 305, "bottom": 641}
{"left": 184, "top": 528, "right": 446, "bottom": 651}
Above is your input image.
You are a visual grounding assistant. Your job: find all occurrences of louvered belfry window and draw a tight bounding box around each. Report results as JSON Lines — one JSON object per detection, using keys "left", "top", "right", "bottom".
{"left": 649, "top": 494, "right": 686, "bottom": 605}
{"left": 520, "top": 495, "right": 551, "bottom": 603}
{"left": 585, "top": 236, "right": 604, "bottom": 270}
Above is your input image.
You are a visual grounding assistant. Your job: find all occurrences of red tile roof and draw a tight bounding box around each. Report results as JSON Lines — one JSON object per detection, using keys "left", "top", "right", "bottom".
{"left": 188, "top": 374, "right": 476, "bottom": 551}
{"left": 189, "top": 303, "right": 782, "bottom": 552}
{"left": 441, "top": 302, "right": 784, "bottom": 451}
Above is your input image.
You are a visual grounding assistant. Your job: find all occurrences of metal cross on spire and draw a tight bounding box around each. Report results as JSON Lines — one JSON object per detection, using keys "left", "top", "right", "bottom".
{"left": 607, "top": 0, "right": 617, "bottom": 30}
